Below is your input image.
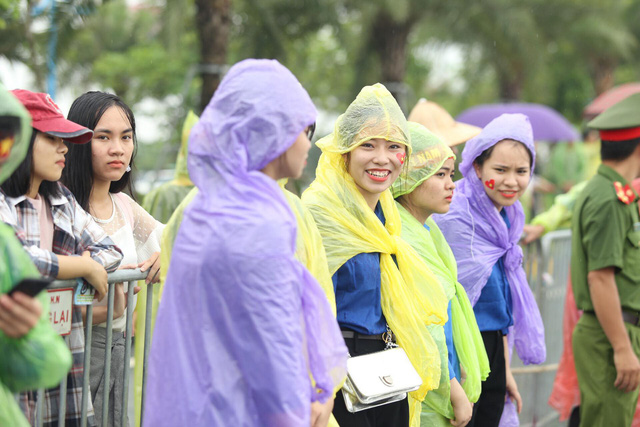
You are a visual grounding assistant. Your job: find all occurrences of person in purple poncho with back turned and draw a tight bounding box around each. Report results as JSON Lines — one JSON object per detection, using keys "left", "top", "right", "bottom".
{"left": 143, "top": 59, "right": 348, "bottom": 427}
{"left": 434, "top": 114, "right": 546, "bottom": 427}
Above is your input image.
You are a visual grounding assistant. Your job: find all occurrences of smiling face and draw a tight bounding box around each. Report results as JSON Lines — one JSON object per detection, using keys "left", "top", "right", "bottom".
{"left": 406, "top": 157, "right": 456, "bottom": 217}
{"left": 345, "top": 138, "right": 406, "bottom": 209}
{"left": 473, "top": 139, "right": 532, "bottom": 210}
{"left": 32, "top": 131, "right": 68, "bottom": 182}
{"left": 90, "top": 106, "right": 134, "bottom": 184}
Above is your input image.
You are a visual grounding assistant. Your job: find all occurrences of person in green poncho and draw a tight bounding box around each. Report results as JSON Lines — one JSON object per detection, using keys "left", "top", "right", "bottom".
{"left": 0, "top": 84, "right": 71, "bottom": 426}
{"left": 391, "top": 122, "right": 490, "bottom": 427}
{"left": 142, "top": 111, "right": 198, "bottom": 223}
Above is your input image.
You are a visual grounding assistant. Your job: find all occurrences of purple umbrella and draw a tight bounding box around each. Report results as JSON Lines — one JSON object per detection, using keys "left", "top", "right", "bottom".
{"left": 456, "top": 103, "right": 579, "bottom": 142}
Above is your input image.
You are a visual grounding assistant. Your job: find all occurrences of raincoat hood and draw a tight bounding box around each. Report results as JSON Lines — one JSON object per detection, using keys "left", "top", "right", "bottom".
{"left": 316, "top": 83, "right": 410, "bottom": 154}
{"left": 391, "top": 122, "right": 455, "bottom": 198}
{"left": 188, "top": 59, "right": 317, "bottom": 190}
{"left": 0, "top": 84, "right": 32, "bottom": 185}
{"left": 459, "top": 113, "right": 535, "bottom": 178}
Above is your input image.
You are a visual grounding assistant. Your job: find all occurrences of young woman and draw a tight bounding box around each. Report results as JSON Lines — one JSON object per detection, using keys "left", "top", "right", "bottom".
{"left": 391, "top": 122, "right": 490, "bottom": 427}
{"left": 434, "top": 114, "right": 546, "bottom": 426}
{"left": 302, "top": 83, "right": 448, "bottom": 426}
{"left": 61, "top": 91, "right": 163, "bottom": 427}
{"left": 144, "top": 59, "right": 347, "bottom": 427}
{"left": 0, "top": 89, "right": 123, "bottom": 426}
{"left": 0, "top": 84, "right": 71, "bottom": 427}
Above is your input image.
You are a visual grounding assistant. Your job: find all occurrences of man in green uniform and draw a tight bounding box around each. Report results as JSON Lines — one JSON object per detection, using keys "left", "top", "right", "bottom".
{"left": 572, "top": 93, "right": 640, "bottom": 427}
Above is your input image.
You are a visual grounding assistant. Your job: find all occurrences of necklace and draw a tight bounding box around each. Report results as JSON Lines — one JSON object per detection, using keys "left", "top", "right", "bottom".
{"left": 91, "top": 193, "right": 116, "bottom": 224}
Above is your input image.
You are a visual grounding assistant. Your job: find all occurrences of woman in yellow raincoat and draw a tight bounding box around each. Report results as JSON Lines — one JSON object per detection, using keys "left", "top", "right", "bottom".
{"left": 302, "top": 83, "right": 448, "bottom": 426}
{"left": 391, "top": 122, "right": 490, "bottom": 426}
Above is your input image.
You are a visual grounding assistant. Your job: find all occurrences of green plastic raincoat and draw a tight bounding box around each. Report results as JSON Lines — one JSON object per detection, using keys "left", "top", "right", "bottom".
{"left": 142, "top": 111, "right": 198, "bottom": 223}
{"left": 530, "top": 180, "right": 588, "bottom": 233}
{"left": 0, "top": 85, "right": 72, "bottom": 427}
{"left": 391, "top": 122, "right": 490, "bottom": 425}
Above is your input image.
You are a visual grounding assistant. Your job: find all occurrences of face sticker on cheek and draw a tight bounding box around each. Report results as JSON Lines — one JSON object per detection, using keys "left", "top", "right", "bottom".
{"left": 396, "top": 152, "right": 406, "bottom": 165}
{"left": 484, "top": 179, "right": 495, "bottom": 190}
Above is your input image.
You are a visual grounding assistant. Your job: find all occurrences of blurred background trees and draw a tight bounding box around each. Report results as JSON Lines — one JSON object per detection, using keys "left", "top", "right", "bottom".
{"left": 2, "top": 0, "right": 640, "bottom": 189}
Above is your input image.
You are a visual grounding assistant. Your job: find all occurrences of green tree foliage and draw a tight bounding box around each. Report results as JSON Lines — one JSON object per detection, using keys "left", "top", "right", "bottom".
{"left": 6, "top": 0, "right": 640, "bottom": 183}
{"left": 58, "top": 0, "right": 197, "bottom": 104}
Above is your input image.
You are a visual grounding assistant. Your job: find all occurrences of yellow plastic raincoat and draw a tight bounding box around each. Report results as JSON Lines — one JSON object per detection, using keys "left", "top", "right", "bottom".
{"left": 302, "top": 84, "right": 448, "bottom": 426}
{"left": 392, "top": 123, "right": 490, "bottom": 425}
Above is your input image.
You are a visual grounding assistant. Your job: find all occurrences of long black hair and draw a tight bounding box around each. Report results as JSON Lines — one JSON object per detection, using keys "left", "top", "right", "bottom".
{"left": 62, "top": 91, "right": 137, "bottom": 211}
{"left": 1, "top": 129, "right": 64, "bottom": 199}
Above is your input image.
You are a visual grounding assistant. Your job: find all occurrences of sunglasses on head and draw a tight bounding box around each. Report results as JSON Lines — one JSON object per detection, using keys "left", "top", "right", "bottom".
{"left": 306, "top": 122, "right": 316, "bottom": 141}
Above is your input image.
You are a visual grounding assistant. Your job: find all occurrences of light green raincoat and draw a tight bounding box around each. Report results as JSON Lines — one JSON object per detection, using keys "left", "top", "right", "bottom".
{"left": 391, "top": 122, "right": 490, "bottom": 426}
{"left": 141, "top": 111, "right": 198, "bottom": 223}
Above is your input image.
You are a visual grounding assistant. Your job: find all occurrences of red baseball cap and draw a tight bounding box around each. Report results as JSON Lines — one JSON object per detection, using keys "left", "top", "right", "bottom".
{"left": 10, "top": 89, "right": 93, "bottom": 144}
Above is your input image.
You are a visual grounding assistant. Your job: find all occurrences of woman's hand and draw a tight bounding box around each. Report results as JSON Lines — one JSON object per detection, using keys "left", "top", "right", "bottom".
{"left": 450, "top": 378, "right": 472, "bottom": 426}
{"left": 139, "top": 252, "right": 160, "bottom": 285}
{"left": 82, "top": 251, "right": 108, "bottom": 301}
{"left": 118, "top": 263, "right": 138, "bottom": 270}
{"left": 310, "top": 396, "right": 334, "bottom": 427}
{"left": 459, "top": 364, "right": 467, "bottom": 386}
{"left": 0, "top": 292, "right": 42, "bottom": 338}
{"left": 113, "top": 283, "right": 126, "bottom": 319}
{"left": 505, "top": 368, "right": 522, "bottom": 413}
{"left": 522, "top": 224, "right": 545, "bottom": 245}
{"left": 113, "top": 283, "right": 141, "bottom": 319}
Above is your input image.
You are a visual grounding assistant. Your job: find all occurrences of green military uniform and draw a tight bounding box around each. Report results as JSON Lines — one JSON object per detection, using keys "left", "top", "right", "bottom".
{"left": 571, "top": 93, "right": 640, "bottom": 427}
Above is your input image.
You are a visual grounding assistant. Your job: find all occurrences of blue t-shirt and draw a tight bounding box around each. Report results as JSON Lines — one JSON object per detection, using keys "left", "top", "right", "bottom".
{"left": 444, "top": 301, "right": 461, "bottom": 380}
{"left": 332, "top": 203, "right": 387, "bottom": 335}
{"left": 473, "top": 208, "right": 514, "bottom": 334}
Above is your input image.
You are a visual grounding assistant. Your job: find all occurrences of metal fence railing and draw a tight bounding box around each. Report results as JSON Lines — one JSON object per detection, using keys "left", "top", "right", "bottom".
{"left": 24, "top": 231, "right": 574, "bottom": 426}
{"left": 32, "top": 269, "right": 152, "bottom": 427}
{"left": 517, "top": 229, "right": 573, "bottom": 427}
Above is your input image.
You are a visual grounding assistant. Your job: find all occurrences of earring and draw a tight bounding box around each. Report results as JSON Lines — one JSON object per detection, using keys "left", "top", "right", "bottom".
{"left": 126, "top": 165, "right": 131, "bottom": 172}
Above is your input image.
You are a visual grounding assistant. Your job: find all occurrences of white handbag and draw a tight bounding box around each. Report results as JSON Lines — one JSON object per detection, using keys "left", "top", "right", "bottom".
{"left": 341, "top": 347, "right": 422, "bottom": 413}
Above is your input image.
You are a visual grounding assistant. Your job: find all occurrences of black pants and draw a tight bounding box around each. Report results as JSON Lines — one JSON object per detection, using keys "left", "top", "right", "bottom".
{"left": 468, "top": 330, "right": 507, "bottom": 427}
{"left": 332, "top": 332, "right": 410, "bottom": 427}
{"left": 569, "top": 406, "right": 580, "bottom": 427}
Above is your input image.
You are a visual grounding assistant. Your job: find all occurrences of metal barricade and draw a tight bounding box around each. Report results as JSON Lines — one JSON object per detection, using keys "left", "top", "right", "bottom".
{"left": 32, "top": 269, "right": 153, "bottom": 427}
{"left": 515, "top": 229, "right": 573, "bottom": 426}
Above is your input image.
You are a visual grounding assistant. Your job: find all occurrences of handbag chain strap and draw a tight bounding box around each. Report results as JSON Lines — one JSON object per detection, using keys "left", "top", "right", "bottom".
{"left": 383, "top": 324, "right": 398, "bottom": 350}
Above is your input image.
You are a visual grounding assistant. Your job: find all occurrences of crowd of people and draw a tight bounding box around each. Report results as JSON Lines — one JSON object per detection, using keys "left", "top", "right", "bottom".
{"left": 1, "top": 57, "right": 639, "bottom": 427}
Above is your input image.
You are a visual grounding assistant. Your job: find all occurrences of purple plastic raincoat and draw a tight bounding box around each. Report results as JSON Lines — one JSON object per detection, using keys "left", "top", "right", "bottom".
{"left": 434, "top": 114, "right": 546, "bottom": 426}
{"left": 143, "top": 59, "right": 348, "bottom": 427}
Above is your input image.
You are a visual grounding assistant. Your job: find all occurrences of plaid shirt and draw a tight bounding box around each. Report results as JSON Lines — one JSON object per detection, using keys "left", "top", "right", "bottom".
{"left": 0, "top": 184, "right": 122, "bottom": 426}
